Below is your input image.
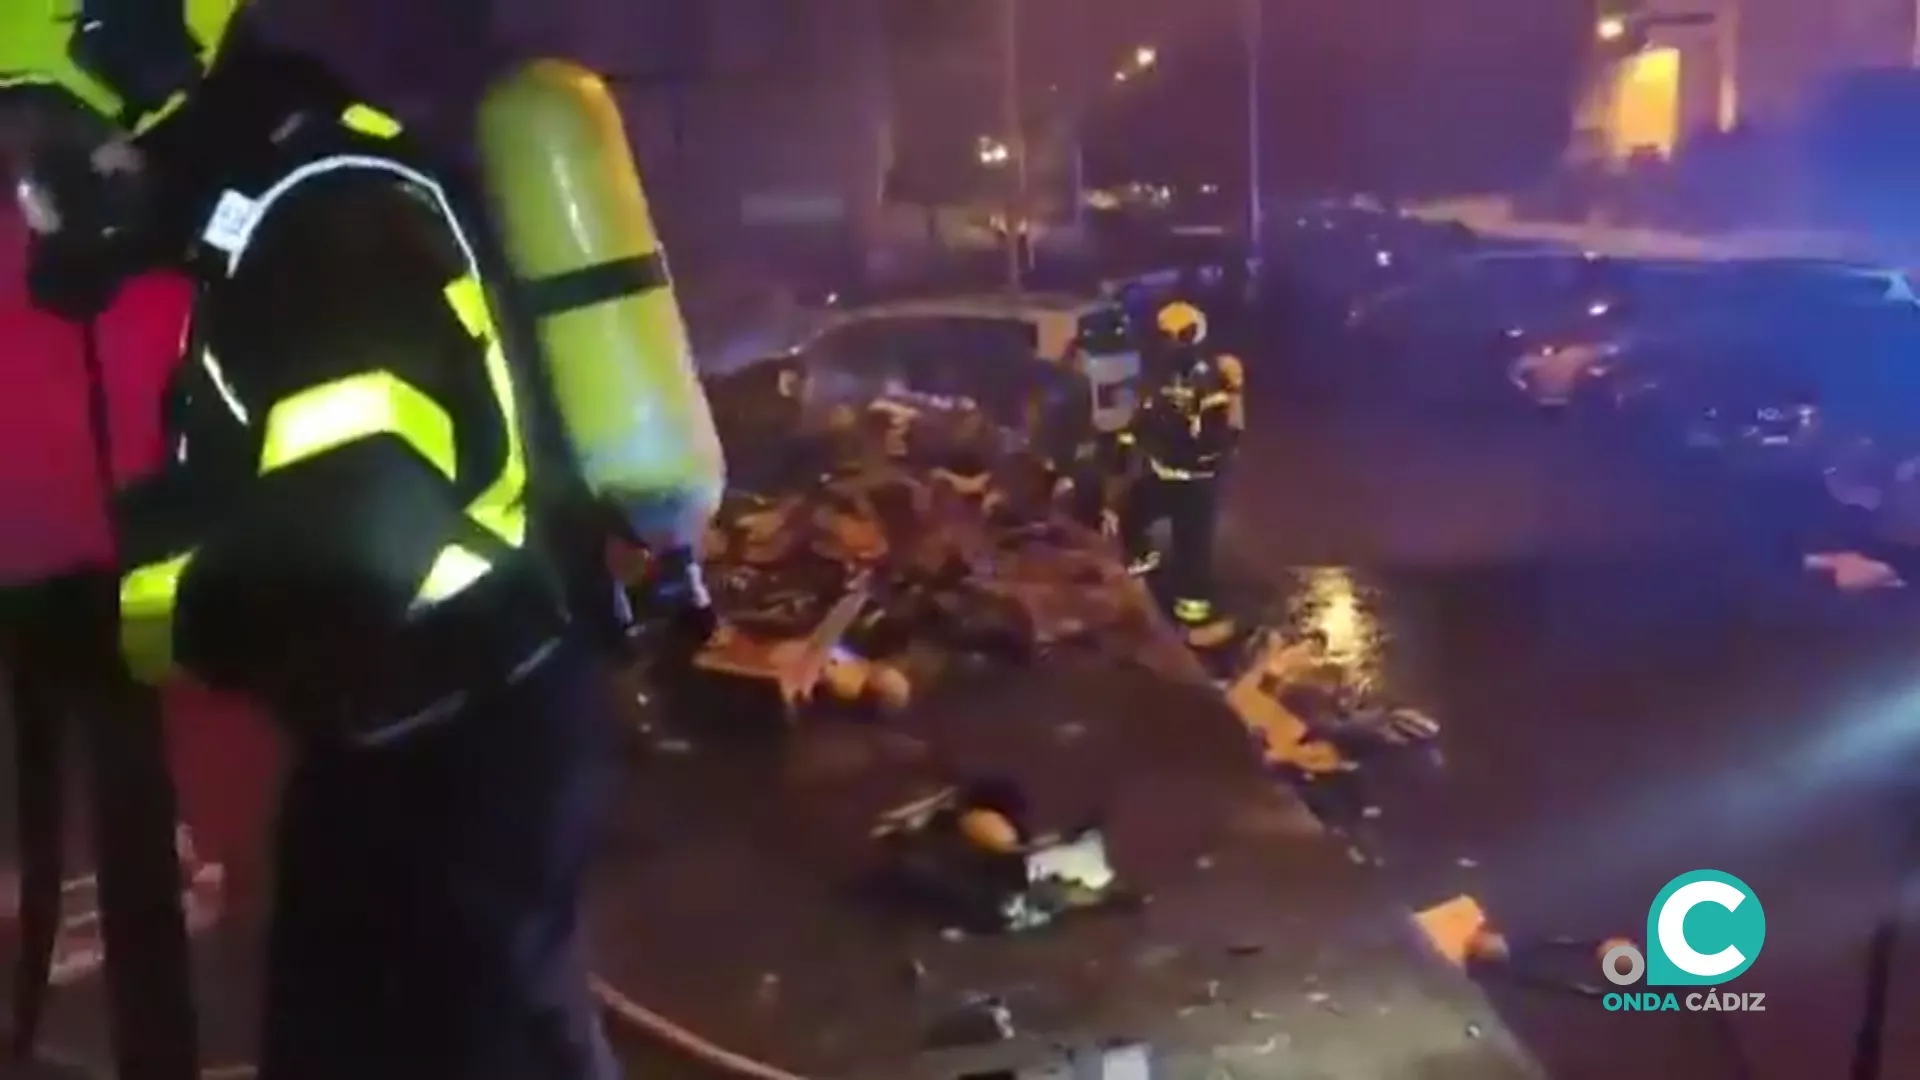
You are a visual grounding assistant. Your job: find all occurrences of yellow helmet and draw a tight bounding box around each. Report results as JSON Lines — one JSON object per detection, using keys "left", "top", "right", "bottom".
{"left": 1155, "top": 300, "right": 1208, "bottom": 344}
{"left": 0, "top": 0, "right": 243, "bottom": 134}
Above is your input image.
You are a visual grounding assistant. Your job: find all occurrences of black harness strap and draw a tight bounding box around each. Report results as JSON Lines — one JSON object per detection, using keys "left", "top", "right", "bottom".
{"left": 10, "top": 623, "right": 67, "bottom": 1062}
{"left": 517, "top": 252, "right": 671, "bottom": 318}
{"left": 81, "top": 661, "right": 200, "bottom": 1080}
{"left": 78, "top": 320, "right": 200, "bottom": 1080}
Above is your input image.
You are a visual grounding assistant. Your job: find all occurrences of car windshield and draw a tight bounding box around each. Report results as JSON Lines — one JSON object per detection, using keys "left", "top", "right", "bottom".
{"left": 806, "top": 313, "right": 1042, "bottom": 422}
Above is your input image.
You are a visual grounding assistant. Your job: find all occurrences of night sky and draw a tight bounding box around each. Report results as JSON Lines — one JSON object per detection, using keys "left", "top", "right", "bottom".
{"left": 257, "top": 0, "right": 1591, "bottom": 197}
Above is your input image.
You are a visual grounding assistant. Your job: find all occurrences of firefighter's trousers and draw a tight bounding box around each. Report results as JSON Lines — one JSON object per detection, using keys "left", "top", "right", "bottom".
{"left": 1120, "top": 470, "right": 1221, "bottom": 627}
{"left": 260, "top": 639, "right": 619, "bottom": 1080}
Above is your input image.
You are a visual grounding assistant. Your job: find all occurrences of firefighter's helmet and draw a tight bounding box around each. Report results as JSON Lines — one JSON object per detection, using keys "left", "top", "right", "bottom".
{"left": 0, "top": 0, "right": 244, "bottom": 133}
{"left": 1155, "top": 300, "right": 1208, "bottom": 345}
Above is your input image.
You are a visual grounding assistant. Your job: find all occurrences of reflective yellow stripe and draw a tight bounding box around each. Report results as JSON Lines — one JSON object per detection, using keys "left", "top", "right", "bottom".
{"left": 1173, "top": 598, "right": 1213, "bottom": 622}
{"left": 413, "top": 543, "right": 493, "bottom": 608}
{"left": 119, "top": 552, "right": 195, "bottom": 683}
{"left": 443, "top": 275, "right": 529, "bottom": 548}
{"left": 341, "top": 103, "right": 402, "bottom": 139}
{"left": 258, "top": 372, "right": 457, "bottom": 479}
{"left": 1148, "top": 457, "right": 1203, "bottom": 480}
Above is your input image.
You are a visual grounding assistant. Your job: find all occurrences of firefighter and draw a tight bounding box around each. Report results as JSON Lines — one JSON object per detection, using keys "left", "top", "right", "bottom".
{"left": 1118, "top": 300, "right": 1240, "bottom": 648}
{"left": 1, "top": 7, "right": 723, "bottom": 1080}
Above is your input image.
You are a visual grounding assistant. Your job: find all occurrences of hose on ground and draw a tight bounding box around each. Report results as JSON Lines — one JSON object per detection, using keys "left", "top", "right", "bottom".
{"left": 589, "top": 973, "right": 811, "bottom": 1080}
{"left": 33, "top": 976, "right": 809, "bottom": 1080}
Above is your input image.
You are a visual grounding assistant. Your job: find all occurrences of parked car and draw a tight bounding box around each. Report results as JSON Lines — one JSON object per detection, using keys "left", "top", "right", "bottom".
{"left": 1505, "top": 257, "right": 1920, "bottom": 410}
{"left": 791, "top": 292, "right": 1144, "bottom": 438}
{"left": 1594, "top": 297, "right": 1920, "bottom": 473}
{"left": 1345, "top": 251, "right": 1725, "bottom": 406}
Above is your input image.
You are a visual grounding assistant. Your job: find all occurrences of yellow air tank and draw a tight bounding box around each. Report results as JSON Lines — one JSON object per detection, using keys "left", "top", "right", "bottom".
{"left": 475, "top": 59, "right": 725, "bottom": 548}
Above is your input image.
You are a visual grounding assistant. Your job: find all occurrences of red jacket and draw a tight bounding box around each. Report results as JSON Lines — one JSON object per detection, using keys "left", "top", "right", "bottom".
{"left": 0, "top": 275, "right": 185, "bottom": 580}
{"left": 0, "top": 267, "right": 278, "bottom": 912}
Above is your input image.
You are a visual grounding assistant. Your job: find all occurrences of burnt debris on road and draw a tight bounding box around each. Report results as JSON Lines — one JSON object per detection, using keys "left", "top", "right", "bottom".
{"left": 580, "top": 358, "right": 1542, "bottom": 1079}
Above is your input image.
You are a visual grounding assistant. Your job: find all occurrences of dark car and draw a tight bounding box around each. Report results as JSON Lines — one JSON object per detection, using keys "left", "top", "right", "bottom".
{"left": 1343, "top": 251, "right": 1722, "bottom": 407}
{"left": 1603, "top": 296, "right": 1920, "bottom": 473}
{"left": 1506, "top": 258, "right": 1920, "bottom": 412}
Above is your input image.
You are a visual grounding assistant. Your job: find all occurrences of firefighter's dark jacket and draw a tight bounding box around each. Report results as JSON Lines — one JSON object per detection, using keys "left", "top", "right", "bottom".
{"left": 1126, "top": 347, "right": 1239, "bottom": 479}
{"left": 114, "top": 41, "right": 565, "bottom": 729}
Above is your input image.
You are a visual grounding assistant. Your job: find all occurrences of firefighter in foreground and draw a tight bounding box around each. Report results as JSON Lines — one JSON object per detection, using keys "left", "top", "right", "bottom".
{"left": 0, "top": 3, "right": 723, "bottom": 1077}
{"left": 1118, "top": 300, "right": 1242, "bottom": 648}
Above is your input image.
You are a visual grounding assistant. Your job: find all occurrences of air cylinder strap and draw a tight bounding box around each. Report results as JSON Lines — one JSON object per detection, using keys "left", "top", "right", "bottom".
{"left": 516, "top": 251, "right": 670, "bottom": 317}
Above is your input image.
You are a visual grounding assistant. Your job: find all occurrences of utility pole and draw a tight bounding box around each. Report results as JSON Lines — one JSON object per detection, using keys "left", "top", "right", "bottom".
{"left": 1245, "top": 0, "right": 1264, "bottom": 257}
{"left": 1001, "top": 0, "right": 1026, "bottom": 290}
{"left": 1068, "top": 0, "right": 1087, "bottom": 231}
{"left": 1719, "top": 0, "right": 1741, "bottom": 131}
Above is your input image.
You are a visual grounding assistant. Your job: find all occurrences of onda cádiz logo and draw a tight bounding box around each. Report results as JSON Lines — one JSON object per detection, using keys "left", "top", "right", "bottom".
{"left": 1600, "top": 870, "right": 1767, "bottom": 1013}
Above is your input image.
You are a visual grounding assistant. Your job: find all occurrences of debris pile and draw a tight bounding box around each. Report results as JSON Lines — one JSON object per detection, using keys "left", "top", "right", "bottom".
{"left": 685, "top": 375, "right": 1152, "bottom": 726}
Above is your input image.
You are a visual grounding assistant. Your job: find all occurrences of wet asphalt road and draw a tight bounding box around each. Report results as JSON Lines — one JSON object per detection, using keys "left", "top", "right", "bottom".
{"left": 6, "top": 300, "right": 1915, "bottom": 1076}
{"left": 1224, "top": 369, "right": 1920, "bottom": 1079}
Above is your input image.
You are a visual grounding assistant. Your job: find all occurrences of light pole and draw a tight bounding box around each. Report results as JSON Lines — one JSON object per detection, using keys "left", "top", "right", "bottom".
{"left": 1000, "top": 0, "right": 1027, "bottom": 291}
{"left": 1245, "top": 0, "right": 1264, "bottom": 256}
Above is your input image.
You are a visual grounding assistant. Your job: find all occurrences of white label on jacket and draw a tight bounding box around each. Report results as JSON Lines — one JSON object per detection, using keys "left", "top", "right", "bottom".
{"left": 200, "top": 190, "right": 260, "bottom": 254}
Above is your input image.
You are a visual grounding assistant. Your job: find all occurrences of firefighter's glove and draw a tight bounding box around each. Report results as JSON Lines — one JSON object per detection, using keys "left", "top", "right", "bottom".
{"left": 634, "top": 547, "right": 720, "bottom": 655}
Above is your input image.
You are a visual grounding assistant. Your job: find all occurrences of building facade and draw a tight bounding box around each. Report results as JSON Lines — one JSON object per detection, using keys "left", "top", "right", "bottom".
{"left": 1579, "top": 0, "right": 1920, "bottom": 164}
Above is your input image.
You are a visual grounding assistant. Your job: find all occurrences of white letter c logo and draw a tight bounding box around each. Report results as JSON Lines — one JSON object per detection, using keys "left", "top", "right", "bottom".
{"left": 1658, "top": 880, "right": 1747, "bottom": 977}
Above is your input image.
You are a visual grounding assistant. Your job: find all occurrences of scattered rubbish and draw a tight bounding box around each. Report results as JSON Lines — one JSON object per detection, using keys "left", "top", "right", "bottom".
{"left": 1360, "top": 805, "right": 1383, "bottom": 820}
{"left": 1305, "top": 990, "right": 1332, "bottom": 1007}
{"left": 1222, "top": 633, "right": 1343, "bottom": 775}
{"left": 925, "top": 993, "right": 1016, "bottom": 1048}
{"left": 1217, "top": 621, "right": 1445, "bottom": 792}
{"left": 1465, "top": 1021, "right": 1484, "bottom": 1040}
{"left": 1135, "top": 944, "right": 1181, "bottom": 970}
{"left": 1219, "top": 1034, "right": 1282, "bottom": 1058}
{"left": 1413, "top": 895, "right": 1489, "bottom": 968}
{"left": 1455, "top": 857, "right": 1479, "bottom": 869}
{"left": 1417, "top": 895, "right": 1627, "bottom": 999}
{"left": 1278, "top": 681, "right": 1441, "bottom": 755}
{"left": 873, "top": 779, "right": 1134, "bottom": 933}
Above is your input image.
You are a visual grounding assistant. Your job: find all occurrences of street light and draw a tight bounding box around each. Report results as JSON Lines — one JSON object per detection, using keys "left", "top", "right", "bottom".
{"left": 1596, "top": 15, "right": 1627, "bottom": 40}
{"left": 1114, "top": 43, "right": 1158, "bottom": 82}
{"left": 977, "top": 137, "right": 1011, "bottom": 166}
